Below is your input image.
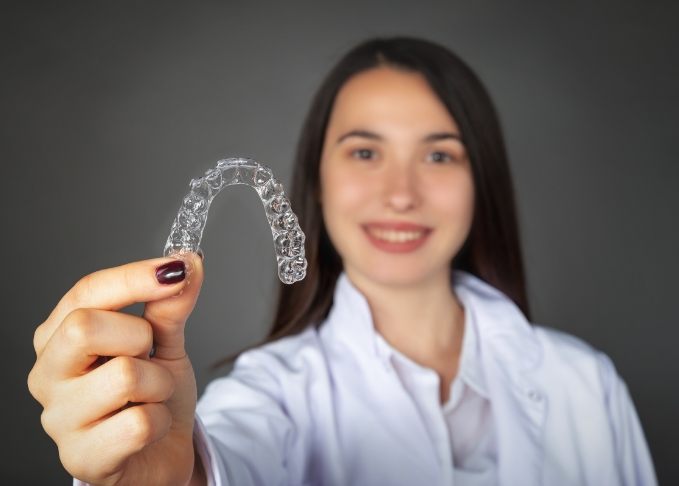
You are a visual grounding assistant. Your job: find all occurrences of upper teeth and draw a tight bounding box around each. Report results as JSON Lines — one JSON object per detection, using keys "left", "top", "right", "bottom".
{"left": 368, "top": 228, "right": 425, "bottom": 242}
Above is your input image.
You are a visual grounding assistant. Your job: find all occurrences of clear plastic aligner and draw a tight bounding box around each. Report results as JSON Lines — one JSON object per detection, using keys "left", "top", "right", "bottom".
{"left": 164, "top": 157, "right": 307, "bottom": 284}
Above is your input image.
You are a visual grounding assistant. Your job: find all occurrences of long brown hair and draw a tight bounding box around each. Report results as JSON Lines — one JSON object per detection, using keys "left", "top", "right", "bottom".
{"left": 213, "top": 37, "right": 531, "bottom": 368}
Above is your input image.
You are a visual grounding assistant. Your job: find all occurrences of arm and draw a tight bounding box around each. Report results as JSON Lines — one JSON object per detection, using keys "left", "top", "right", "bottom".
{"left": 192, "top": 349, "right": 299, "bottom": 486}
{"left": 598, "top": 352, "right": 658, "bottom": 486}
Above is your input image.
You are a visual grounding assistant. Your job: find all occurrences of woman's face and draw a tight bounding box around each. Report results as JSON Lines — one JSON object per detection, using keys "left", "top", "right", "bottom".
{"left": 319, "top": 66, "right": 475, "bottom": 288}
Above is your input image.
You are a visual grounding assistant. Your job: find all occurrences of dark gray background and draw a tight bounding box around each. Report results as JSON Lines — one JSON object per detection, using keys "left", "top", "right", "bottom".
{"left": 3, "top": 0, "right": 677, "bottom": 483}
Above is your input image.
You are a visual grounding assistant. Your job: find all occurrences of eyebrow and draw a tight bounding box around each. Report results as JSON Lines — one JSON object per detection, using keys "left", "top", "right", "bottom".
{"left": 336, "top": 129, "right": 462, "bottom": 145}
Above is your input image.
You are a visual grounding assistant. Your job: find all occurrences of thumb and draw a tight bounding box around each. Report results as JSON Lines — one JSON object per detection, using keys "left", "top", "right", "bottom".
{"left": 142, "top": 252, "right": 204, "bottom": 360}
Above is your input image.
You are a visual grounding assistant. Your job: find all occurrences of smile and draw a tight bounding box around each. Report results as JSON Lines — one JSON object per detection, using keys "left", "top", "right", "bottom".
{"left": 367, "top": 228, "right": 426, "bottom": 242}
{"left": 363, "top": 224, "right": 432, "bottom": 253}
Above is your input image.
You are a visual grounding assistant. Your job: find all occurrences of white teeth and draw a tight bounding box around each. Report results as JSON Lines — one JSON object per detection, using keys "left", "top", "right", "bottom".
{"left": 368, "top": 228, "right": 426, "bottom": 242}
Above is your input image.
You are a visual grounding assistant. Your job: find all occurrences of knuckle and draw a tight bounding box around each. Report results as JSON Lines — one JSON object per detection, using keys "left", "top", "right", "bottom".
{"left": 61, "top": 309, "right": 94, "bottom": 347}
{"left": 33, "top": 324, "right": 45, "bottom": 355}
{"left": 40, "top": 408, "right": 59, "bottom": 440}
{"left": 27, "top": 367, "right": 43, "bottom": 401}
{"left": 58, "top": 446, "right": 89, "bottom": 480}
{"left": 122, "top": 264, "right": 137, "bottom": 294}
{"left": 123, "top": 406, "right": 156, "bottom": 446}
{"left": 111, "top": 356, "right": 140, "bottom": 398}
{"left": 72, "top": 273, "right": 95, "bottom": 307}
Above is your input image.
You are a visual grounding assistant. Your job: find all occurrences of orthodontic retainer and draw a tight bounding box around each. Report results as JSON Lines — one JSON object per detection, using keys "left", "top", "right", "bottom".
{"left": 164, "top": 157, "right": 307, "bottom": 284}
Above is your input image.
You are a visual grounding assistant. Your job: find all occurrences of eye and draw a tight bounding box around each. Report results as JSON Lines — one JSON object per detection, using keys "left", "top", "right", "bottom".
{"left": 351, "top": 148, "right": 377, "bottom": 160}
{"left": 427, "top": 151, "right": 456, "bottom": 164}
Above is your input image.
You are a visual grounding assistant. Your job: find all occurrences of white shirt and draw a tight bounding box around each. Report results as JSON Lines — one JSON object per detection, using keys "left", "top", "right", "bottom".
{"left": 75, "top": 269, "right": 657, "bottom": 485}
{"left": 379, "top": 293, "right": 498, "bottom": 485}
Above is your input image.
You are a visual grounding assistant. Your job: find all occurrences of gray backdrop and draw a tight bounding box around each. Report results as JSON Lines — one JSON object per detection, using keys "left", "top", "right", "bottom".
{"left": 3, "top": 1, "right": 677, "bottom": 483}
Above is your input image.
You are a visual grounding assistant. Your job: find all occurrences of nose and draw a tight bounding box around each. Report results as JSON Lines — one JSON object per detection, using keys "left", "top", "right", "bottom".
{"left": 382, "top": 161, "right": 420, "bottom": 212}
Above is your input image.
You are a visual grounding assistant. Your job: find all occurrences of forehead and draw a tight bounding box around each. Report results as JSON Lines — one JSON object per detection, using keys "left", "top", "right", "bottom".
{"left": 328, "top": 66, "right": 459, "bottom": 133}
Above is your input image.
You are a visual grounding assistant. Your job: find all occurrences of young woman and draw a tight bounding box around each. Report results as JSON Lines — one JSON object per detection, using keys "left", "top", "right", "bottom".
{"left": 28, "top": 37, "right": 657, "bottom": 485}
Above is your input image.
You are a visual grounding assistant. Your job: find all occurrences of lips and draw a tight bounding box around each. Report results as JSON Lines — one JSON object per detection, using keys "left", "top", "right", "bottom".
{"left": 364, "top": 221, "right": 431, "bottom": 232}
{"left": 362, "top": 221, "right": 432, "bottom": 253}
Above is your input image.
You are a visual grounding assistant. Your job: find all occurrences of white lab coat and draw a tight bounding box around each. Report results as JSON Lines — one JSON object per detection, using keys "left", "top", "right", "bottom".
{"left": 191, "top": 269, "right": 657, "bottom": 485}
{"left": 74, "top": 269, "right": 658, "bottom": 485}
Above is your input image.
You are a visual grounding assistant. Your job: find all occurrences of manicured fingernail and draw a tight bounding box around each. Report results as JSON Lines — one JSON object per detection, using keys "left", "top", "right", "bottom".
{"left": 155, "top": 260, "right": 186, "bottom": 284}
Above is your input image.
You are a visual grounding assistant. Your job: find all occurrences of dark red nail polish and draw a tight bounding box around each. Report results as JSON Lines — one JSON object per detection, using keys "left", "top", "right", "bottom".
{"left": 155, "top": 260, "right": 186, "bottom": 284}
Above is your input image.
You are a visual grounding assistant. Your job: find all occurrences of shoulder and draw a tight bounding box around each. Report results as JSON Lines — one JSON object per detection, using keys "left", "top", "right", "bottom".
{"left": 534, "top": 324, "right": 604, "bottom": 361}
{"left": 530, "top": 325, "right": 657, "bottom": 483}
{"left": 233, "top": 325, "right": 326, "bottom": 376}
{"left": 199, "top": 325, "right": 326, "bottom": 408}
{"left": 531, "top": 324, "right": 620, "bottom": 395}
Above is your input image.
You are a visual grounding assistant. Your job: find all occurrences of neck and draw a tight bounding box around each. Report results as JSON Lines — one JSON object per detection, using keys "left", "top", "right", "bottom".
{"left": 346, "top": 268, "right": 465, "bottom": 365}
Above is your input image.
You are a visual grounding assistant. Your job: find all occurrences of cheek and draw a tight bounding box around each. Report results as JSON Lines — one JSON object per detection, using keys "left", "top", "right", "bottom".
{"left": 321, "top": 166, "right": 371, "bottom": 219}
{"left": 320, "top": 166, "right": 371, "bottom": 260}
{"left": 430, "top": 172, "right": 475, "bottom": 223}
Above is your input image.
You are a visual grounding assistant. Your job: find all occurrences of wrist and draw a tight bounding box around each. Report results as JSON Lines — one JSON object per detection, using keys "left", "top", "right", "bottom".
{"left": 187, "top": 437, "right": 207, "bottom": 486}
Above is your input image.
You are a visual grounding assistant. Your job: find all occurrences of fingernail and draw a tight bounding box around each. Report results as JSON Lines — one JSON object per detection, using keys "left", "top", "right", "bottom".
{"left": 155, "top": 260, "right": 186, "bottom": 284}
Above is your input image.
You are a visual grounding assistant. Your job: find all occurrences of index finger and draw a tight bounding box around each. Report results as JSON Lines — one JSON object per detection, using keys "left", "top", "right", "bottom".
{"left": 34, "top": 256, "right": 192, "bottom": 356}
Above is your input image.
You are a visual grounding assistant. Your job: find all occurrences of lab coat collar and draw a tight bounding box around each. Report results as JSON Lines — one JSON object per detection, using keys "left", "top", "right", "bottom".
{"left": 371, "top": 278, "right": 489, "bottom": 399}
{"left": 451, "top": 270, "right": 547, "bottom": 484}
{"left": 327, "top": 269, "right": 542, "bottom": 373}
{"left": 324, "top": 269, "right": 547, "bottom": 485}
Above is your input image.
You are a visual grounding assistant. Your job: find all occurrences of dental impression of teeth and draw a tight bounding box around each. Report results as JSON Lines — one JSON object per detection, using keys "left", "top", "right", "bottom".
{"left": 164, "top": 157, "right": 307, "bottom": 284}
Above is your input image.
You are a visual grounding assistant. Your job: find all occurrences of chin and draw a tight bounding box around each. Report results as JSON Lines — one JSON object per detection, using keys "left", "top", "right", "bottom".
{"left": 350, "top": 262, "right": 441, "bottom": 289}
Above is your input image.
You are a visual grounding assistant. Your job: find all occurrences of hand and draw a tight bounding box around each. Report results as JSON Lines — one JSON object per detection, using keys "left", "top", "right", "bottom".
{"left": 28, "top": 253, "right": 205, "bottom": 485}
